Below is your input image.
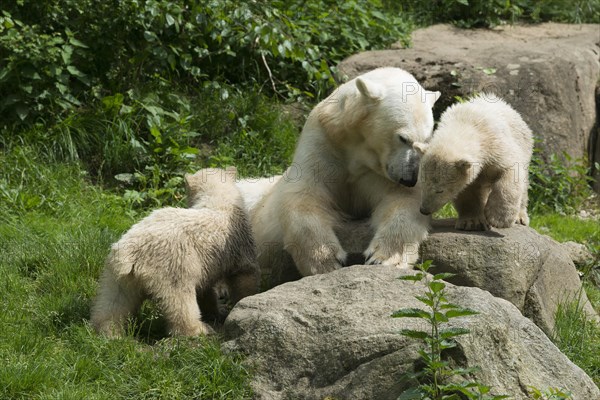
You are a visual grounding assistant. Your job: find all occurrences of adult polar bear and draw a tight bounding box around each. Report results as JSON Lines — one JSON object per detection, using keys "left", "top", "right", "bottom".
{"left": 252, "top": 67, "right": 440, "bottom": 280}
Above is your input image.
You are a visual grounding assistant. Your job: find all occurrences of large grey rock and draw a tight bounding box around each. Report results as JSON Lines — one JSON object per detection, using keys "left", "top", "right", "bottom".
{"left": 338, "top": 23, "right": 600, "bottom": 177}
{"left": 223, "top": 265, "right": 599, "bottom": 399}
{"left": 262, "top": 219, "right": 597, "bottom": 335}
{"left": 421, "top": 219, "right": 598, "bottom": 335}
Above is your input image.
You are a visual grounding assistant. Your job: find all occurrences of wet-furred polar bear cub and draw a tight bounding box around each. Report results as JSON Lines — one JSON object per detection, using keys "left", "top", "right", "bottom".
{"left": 414, "top": 94, "right": 533, "bottom": 231}
{"left": 91, "top": 167, "right": 260, "bottom": 337}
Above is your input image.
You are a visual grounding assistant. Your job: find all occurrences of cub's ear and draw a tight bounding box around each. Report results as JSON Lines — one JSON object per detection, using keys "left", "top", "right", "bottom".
{"left": 356, "top": 77, "right": 385, "bottom": 101}
{"left": 455, "top": 159, "right": 474, "bottom": 170}
{"left": 224, "top": 166, "right": 238, "bottom": 181}
{"left": 425, "top": 90, "right": 441, "bottom": 108}
{"left": 413, "top": 142, "right": 429, "bottom": 156}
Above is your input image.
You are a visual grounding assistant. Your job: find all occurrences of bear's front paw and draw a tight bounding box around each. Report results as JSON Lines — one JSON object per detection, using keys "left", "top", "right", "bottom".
{"left": 364, "top": 242, "right": 413, "bottom": 268}
{"left": 455, "top": 216, "right": 491, "bottom": 231}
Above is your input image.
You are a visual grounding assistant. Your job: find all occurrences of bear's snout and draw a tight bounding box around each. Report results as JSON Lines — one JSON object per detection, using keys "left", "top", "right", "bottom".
{"left": 387, "top": 149, "right": 420, "bottom": 187}
{"left": 399, "top": 176, "right": 417, "bottom": 187}
{"left": 419, "top": 207, "right": 431, "bottom": 216}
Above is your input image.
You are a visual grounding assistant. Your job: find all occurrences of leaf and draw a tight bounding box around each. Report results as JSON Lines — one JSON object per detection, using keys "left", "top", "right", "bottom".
{"left": 433, "top": 272, "right": 455, "bottom": 281}
{"left": 398, "top": 273, "right": 423, "bottom": 282}
{"left": 165, "top": 13, "right": 175, "bottom": 26}
{"left": 415, "top": 295, "right": 434, "bottom": 307}
{"left": 398, "top": 329, "right": 430, "bottom": 340}
{"left": 440, "top": 327, "right": 470, "bottom": 339}
{"left": 391, "top": 308, "right": 430, "bottom": 320}
{"left": 69, "top": 37, "right": 88, "bottom": 48}
{"left": 397, "top": 387, "right": 423, "bottom": 400}
{"left": 429, "top": 281, "right": 445, "bottom": 293}
{"left": 433, "top": 311, "right": 448, "bottom": 323}
{"left": 66, "top": 65, "right": 85, "bottom": 78}
{"left": 445, "top": 308, "right": 479, "bottom": 319}
{"left": 417, "top": 260, "right": 434, "bottom": 272}
{"left": 482, "top": 67, "right": 497, "bottom": 75}
{"left": 15, "top": 104, "right": 29, "bottom": 120}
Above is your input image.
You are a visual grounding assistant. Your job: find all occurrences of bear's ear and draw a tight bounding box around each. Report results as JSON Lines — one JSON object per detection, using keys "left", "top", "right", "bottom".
{"left": 425, "top": 90, "right": 441, "bottom": 108}
{"left": 413, "top": 142, "right": 429, "bottom": 155}
{"left": 455, "top": 159, "right": 473, "bottom": 171}
{"left": 225, "top": 166, "right": 238, "bottom": 180}
{"left": 356, "top": 77, "right": 385, "bottom": 101}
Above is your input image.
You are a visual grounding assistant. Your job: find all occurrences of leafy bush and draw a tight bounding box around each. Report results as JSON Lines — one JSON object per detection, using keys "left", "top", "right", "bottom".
{"left": 11, "top": 82, "right": 298, "bottom": 207}
{"left": 393, "top": 0, "right": 600, "bottom": 27}
{"left": 1, "top": 0, "right": 411, "bottom": 127}
{"left": 528, "top": 148, "right": 596, "bottom": 214}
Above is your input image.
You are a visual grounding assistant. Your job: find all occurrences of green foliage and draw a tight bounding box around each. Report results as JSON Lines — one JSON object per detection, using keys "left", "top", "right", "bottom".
{"left": 528, "top": 386, "right": 573, "bottom": 400}
{"left": 0, "top": 10, "right": 90, "bottom": 123}
{"left": 393, "top": 0, "right": 600, "bottom": 27}
{"left": 393, "top": 261, "right": 507, "bottom": 400}
{"left": 528, "top": 148, "right": 596, "bottom": 214}
{"left": 1, "top": 0, "right": 411, "bottom": 127}
{"left": 7, "top": 83, "right": 298, "bottom": 208}
{"left": 552, "top": 292, "right": 600, "bottom": 385}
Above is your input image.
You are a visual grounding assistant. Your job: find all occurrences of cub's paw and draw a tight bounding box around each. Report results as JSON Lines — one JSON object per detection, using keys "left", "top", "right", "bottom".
{"left": 516, "top": 210, "right": 529, "bottom": 226}
{"left": 292, "top": 242, "right": 347, "bottom": 276}
{"left": 484, "top": 209, "right": 515, "bottom": 229}
{"left": 455, "top": 216, "right": 490, "bottom": 231}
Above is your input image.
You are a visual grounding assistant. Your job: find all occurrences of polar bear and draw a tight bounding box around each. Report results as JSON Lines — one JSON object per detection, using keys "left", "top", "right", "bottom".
{"left": 251, "top": 67, "right": 440, "bottom": 282}
{"left": 91, "top": 167, "right": 260, "bottom": 337}
{"left": 414, "top": 93, "right": 533, "bottom": 231}
{"left": 236, "top": 175, "right": 282, "bottom": 213}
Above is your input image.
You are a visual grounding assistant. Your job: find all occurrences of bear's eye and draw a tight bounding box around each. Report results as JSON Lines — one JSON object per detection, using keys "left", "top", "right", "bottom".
{"left": 435, "top": 189, "right": 444, "bottom": 194}
{"left": 398, "top": 135, "right": 409, "bottom": 144}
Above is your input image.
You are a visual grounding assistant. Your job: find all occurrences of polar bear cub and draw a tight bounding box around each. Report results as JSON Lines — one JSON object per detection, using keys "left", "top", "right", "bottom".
{"left": 91, "top": 167, "right": 260, "bottom": 337}
{"left": 414, "top": 94, "right": 533, "bottom": 231}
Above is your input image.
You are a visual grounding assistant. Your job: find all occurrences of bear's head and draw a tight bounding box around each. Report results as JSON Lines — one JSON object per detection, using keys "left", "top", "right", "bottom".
{"left": 413, "top": 142, "right": 480, "bottom": 215}
{"left": 317, "top": 67, "right": 440, "bottom": 187}
{"left": 185, "top": 166, "right": 241, "bottom": 208}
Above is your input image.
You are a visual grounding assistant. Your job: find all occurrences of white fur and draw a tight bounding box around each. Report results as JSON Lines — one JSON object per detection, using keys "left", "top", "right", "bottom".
{"left": 91, "top": 168, "right": 260, "bottom": 337}
{"left": 251, "top": 67, "right": 440, "bottom": 279}
{"left": 415, "top": 94, "right": 533, "bottom": 230}
{"left": 236, "top": 176, "right": 282, "bottom": 213}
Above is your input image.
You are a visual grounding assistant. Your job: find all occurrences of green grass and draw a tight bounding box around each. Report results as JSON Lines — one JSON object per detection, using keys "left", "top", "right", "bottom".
{"left": 0, "top": 147, "right": 252, "bottom": 399}
{"left": 552, "top": 292, "right": 600, "bottom": 386}
{"left": 530, "top": 213, "right": 600, "bottom": 247}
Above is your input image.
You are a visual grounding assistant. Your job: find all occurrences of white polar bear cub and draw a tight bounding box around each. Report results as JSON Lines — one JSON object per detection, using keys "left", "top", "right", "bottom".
{"left": 414, "top": 94, "right": 533, "bottom": 231}
{"left": 252, "top": 67, "right": 440, "bottom": 281}
{"left": 91, "top": 167, "right": 260, "bottom": 337}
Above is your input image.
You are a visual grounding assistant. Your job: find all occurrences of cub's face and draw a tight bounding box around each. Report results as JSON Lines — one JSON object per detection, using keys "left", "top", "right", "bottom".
{"left": 413, "top": 142, "right": 478, "bottom": 216}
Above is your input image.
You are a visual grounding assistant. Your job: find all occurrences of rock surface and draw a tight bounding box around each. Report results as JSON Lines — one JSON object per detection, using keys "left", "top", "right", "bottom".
{"left": 561, "top": 240, "right": 596, "bottom": 267}
{"left": 223, "top": 265, "right": 599, "bottom": 400}
{"left": 261, "top": 219, "right": 597, "bottom": 335}
{"left": 338, "top": 23, "right": 600, "bottom": 171}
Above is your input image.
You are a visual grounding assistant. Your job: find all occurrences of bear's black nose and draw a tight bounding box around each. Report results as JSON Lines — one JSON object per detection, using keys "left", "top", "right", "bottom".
{"left": 399, "top": 178, "right": 417, "bottom": 187}
{"left": 419, "top": 207, "right": 431, "bottom": 215}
